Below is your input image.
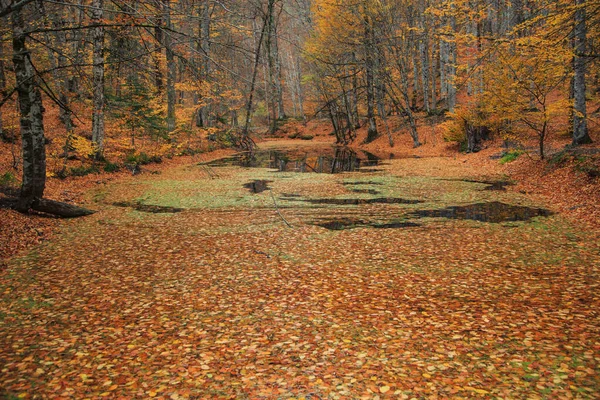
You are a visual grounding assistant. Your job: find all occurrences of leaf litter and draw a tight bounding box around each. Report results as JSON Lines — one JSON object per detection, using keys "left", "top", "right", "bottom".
{"left": 1, "top": 145, "right": 599, "bottom": 399}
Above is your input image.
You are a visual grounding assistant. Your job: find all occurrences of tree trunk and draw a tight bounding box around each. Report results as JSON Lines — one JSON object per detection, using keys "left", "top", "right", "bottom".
{"left": 351, "top": 52, "right": 360, "bottom": 128}
{"left": 439, "top": 39, "right": 447, "bottom": 101}
{"left": 430, "top": 37, "right": 437, "bottom": 109}
{"left": 11, "top": 5, "right": 46, "bottom": 211}
{"left": 363, "top": 12, "right": 378, "bottom": 143}
{"left": 154, "top": 13, "right": 164, "bottom": 93}
{"left": 447, "top": 15, "right": 457, "bottom": 113}
{"left": 420, "top": 39, "right": 430, "bottom": 112}
{"left": 31, "top": 198, "right": 95, "bottom": 218}
{"left": 163, "top": 0, "right": 176, "bottom": 132}
{"left": 0, "top": 42, "right": 6, "bottom": 140}
{"left": 572, "top": 0, "right": 592, "bottom": 145}
{"left": 273, "top": 21, "right": 285, "bottom": 121}
{"left": 266, "top": 0, "right": 285, "bottom": 133}
{"left": 198, "top": 0, "right": 211, "bottom": 127}
{"left": 241, "top": 15, "right": 267, "bottom": 149}
{"left": 91, "top": 0, "right": 105, "bottom": 159}
{"left": 67, "top": 1, "right": 86, "bottom": 95}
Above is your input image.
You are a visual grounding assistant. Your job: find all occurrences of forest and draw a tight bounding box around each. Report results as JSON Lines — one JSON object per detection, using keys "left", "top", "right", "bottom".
{"left": 1, "top": 0, "right": 599, "bottom": 398}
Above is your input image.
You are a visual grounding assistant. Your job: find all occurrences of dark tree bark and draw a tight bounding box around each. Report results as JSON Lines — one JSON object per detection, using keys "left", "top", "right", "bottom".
{"left": 11, "top": 5, "right": 46, "bottom": 211}
{"left": 163, "top": 0, "right": 176, "bottom": 132}
{"left": 154, "top": 12, "right": 164, "bottom": 93}
{"left": 197, "top": 0, "right": 211, "bottom": 127}
{"left": 0, "top": 41, "right": 6, "bottom": 141}
{"left": 572, "top": 0, "right": 592, "bottom": 145}
{"left": 363, "top": 10, "right": 378, "bottom": 143}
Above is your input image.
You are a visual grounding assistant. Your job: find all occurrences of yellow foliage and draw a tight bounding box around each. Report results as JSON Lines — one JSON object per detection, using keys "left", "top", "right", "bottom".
{"left": 71, "top": 135, "right": 97, "bottom": 158}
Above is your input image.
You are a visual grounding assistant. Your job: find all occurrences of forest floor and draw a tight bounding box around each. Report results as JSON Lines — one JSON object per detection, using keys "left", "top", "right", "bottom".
{"left": 1, "top": 125, "right": 600, "bottom": 398}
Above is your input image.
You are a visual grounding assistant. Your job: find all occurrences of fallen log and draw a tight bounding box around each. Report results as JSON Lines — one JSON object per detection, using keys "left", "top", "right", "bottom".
{"left": 31, "top": 198, "right": 96, "bottom": 218}
{"left": 3, "top": 196, "right": 96, "bottom": 218}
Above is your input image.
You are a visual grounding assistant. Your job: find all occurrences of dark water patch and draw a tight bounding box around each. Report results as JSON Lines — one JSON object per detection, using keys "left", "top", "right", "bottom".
{"left": 244, "top": 180, "right": 272, "bottom": 193}
{"left": 350, "top": 188, "right": 381, "bottom": 195}
{"left": 410, "top": 201, "right": 552, "bottom": 223}
{"left": 202, "top": 147, "right": 386, "bottom": 173}
{"left": 465, "top": 179, "right": 514, "bottom": 191}
{"left": 287, "top": 197, "right": 422, "bottom": 205}
{"left": 314, "top": 218, "right": 420, "bottom": 230}
{"left": 113, "top": 201, "right": 184, "bottom": 213}
{"left": 443, "top": 178, "right": 514, "bottom": 191}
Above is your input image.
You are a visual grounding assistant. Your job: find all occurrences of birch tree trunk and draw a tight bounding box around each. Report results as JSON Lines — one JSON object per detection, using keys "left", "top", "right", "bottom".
{"left": 572, "top": 0, "right": 592, "bottom": 145}
{"left": 12, "top": 5, "right": 46, "bottom": 210}
{"left": 91, "top": 0, "right": 105, "bottom": 158}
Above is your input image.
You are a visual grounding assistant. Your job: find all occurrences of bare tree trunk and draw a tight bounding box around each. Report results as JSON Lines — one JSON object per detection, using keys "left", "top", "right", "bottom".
{"left": 163, "top": 0, "right": 176, "bottom": 132}
{"left": 0, "top": 42, "right": 6, "bottom": 140}
{"left": 411, "top": 45, "right": 419, "bottom": 110}
{"left": 91, "top": 0, "right": 105, "bottom": 158}
{"left": 266, "top": 0, "right": 285, "bottom": 133}
{"left": 400, "top": 64, "right": 421, "bottom": 147}
{"left": 439, "top": 39, "right": 447, "bottom": 101}
{"left": 198, "top": 0, "right": 211, "bottom": 127}
{"left": 447, "top": 14, "right": 457, "bottom": 112}
{"left": 66, "top": 1, "right": 86, "bottom": 95}
{"left": 419, "top": 37, "right": 430, "bottom": 112}
{"left": 241, "top": 15, "right": 267, "bottom": 148}
{"left": 11, "top": 5, "right": 46, "bottom": 210}
{"left": 351, "top": 52, "right": 360, "bottom": 128}
{"left": 40, "top": 2, "right": 73, "bottom": 135}
{"left": 154, "top": 12, "right": 164, "bottom": 93}
{"left": 572, "top": 0, "right": 592, "bottom": 145}
{"left": 375, "top": 48, "right": 393, "bottom": 147}
{"left": 363, "top": 11, "right": 378, "bottom": 143}
{"left": 430, "top": 37, "right": 437, "bottom": 109}
{"left": 273, "top": 22, "right": 285, "bottom": 121}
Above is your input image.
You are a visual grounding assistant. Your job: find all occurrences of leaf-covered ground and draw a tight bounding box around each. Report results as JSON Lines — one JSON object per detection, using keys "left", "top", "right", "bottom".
{"left": 1, "top": 143, "right": 599, "bottom": 399}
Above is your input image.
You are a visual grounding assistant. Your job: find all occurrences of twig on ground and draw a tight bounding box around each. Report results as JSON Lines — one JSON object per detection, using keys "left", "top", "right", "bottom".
{"left": 269, "top": 189, "right": 293, "bottom": 228}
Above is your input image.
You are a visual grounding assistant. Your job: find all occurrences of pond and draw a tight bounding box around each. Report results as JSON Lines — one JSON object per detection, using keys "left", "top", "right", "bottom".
{"left": 202, "top": 146, "right": 386, "bottom": 173}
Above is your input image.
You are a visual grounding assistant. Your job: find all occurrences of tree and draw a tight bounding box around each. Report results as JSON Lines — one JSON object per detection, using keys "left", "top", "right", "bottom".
{"left": 91, "top": 0, "right": 105, "bottom": 159}
{"left": 11, "top": 3, "right": 46, "bottom": 211}
{"left": 572, "top": 0, "right": 593, "bottom": 145}
{"left": 483, "top": 36, "right": 570, "bottom": 159}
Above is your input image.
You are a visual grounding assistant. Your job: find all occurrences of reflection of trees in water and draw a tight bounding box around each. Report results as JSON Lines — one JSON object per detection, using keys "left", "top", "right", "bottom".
{"left": 205, "top": 146, "right": 382, "bottom": 173}
{"left": 268, "top": 147, "right": 380, "bottom": 173}
{"left": 239, "top": 151, "right": 258, "bottom": 167}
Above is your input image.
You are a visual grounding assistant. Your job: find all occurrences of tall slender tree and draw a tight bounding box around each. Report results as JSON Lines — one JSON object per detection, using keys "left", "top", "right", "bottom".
{"left": 91, "top": 0, "right": 105, "bottom": 158}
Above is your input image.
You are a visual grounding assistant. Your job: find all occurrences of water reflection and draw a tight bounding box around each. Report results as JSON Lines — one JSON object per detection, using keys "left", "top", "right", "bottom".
{"left": 410, "top": 202, "right": 553, "bottom": 223}
{"left": 204, "top": 147, "right": 385, "bottom": 173}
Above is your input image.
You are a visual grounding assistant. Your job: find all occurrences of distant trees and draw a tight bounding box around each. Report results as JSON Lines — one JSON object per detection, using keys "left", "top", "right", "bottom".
{"left": 0, "top": 0, "right": 598, "bottom": 215}
{"left": 305, "top": 0, "right": 598, "bottom": 150}
{"left": 0, "top": 0, "right": 309, "bottom": 213}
